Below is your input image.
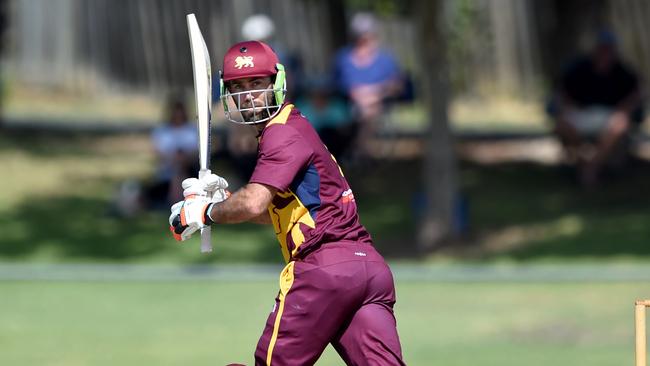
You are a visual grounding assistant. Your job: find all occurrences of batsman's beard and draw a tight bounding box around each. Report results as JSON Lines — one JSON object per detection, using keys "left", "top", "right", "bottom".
{"left": 241, "top": 104, "right": 271, "bottom": 122}
{"left": 238, "top": 90, "right": 277, "bottom": 123}
{"left": 222, "top": 85, "right": 285, "bottom": 125}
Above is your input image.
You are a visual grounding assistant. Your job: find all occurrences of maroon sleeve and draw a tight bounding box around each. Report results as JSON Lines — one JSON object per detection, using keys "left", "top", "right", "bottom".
{"left": 249, "top": 124, "right": 314, "bottom": 191}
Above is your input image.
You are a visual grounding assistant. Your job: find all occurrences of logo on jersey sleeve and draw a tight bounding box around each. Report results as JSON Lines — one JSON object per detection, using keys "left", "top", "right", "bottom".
{"left": 341, "top": 189, "right": 355, "bottom": 204}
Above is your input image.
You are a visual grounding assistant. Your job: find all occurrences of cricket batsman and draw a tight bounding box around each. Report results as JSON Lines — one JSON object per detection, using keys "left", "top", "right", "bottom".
{"left": 169, "top": 40, "right": 405, "bottom": 365}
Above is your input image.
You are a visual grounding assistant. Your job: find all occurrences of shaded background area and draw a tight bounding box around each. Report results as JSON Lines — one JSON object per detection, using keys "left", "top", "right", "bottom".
{"left": 2, "top": 130, "right": 650, "bottom": 263}
{"left": 4, "top": 0, "right": 650, "bottom": 130}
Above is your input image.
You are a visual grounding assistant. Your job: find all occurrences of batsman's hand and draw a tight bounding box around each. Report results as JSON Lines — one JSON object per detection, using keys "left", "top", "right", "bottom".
{"left": 182, "top": 173, "right": 230, "bottom": 202}
{"left": 168, "top": 195, "right": 213, "bottom": 241}
{"left": 169, "top": 174, "right": 230, "bottom": 241}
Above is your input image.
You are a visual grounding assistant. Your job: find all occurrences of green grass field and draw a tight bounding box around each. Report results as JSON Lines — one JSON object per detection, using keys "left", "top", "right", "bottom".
{"left": 1, "top": 280, "right": 648, "bottom": 365}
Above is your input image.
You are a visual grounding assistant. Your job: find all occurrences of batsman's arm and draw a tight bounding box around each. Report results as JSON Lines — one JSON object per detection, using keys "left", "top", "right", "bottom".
{"left": 207, "top": 182, "right": 276, "bottom": 224}
{"left": 249, "top": 212, "right": 273, "bottom": 225}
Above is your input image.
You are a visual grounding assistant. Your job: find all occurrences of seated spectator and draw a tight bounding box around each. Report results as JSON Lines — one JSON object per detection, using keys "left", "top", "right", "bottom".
{"left": 333, "top": 12, "right": 405, "bottom": 157}
{"left": 147, "top": 100, "right": 199, "bottom": 208}
{"left": 113, "top": 100, "right": 198, "bottom": 216}
{"left": 548, "top": 30, "right": 643, "bottom": 187}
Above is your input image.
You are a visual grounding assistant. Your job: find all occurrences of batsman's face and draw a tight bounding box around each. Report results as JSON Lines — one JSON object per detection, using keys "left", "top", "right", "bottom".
{"left": 227, "top": 76, "right": 274, "bottom": 122}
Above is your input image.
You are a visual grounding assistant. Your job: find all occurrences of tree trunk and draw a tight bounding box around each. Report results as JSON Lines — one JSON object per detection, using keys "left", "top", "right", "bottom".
{"left": 326, "top": 0, "right": 347, "bottom": 49}
{"left": 414, "top": 0, "right": 458, "bottom": 251}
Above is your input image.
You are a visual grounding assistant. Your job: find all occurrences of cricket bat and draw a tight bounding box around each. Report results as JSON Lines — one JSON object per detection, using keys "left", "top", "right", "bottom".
{"left": 187, "top": 13, "right": 213, "bottom": 253}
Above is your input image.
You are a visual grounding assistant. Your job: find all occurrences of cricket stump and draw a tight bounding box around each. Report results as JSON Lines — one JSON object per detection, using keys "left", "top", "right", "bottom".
{"left": 636, "top": 300, "right": 650, "bottom": 366}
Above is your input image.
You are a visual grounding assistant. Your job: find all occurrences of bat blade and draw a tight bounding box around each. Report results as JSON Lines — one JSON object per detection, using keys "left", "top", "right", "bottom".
{"left": 187, "top": 13, "right": 213, "bottom": 253}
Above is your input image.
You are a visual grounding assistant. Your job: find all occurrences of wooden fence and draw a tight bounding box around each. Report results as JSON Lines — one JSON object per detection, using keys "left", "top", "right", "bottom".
{"left": 5, "top": 0, "right": 650, "bottom": 100}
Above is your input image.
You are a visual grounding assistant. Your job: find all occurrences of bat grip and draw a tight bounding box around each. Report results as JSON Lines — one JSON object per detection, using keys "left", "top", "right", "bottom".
{"left": 200, "top": 227, "right": 212, "bottom": 253}
{"left": 200, "top": 190, "right": 213, "bottom": 253}
{"left": 199, "top": 169, "right": 213, "bottom": 253}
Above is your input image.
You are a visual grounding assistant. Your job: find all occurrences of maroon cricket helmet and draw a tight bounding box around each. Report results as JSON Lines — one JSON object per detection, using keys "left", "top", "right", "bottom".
{"left": 219, "top": 40, "right": 287, "bottom": 124}
{"left": 221, "top": 40, "right": 280, "bottom": 81}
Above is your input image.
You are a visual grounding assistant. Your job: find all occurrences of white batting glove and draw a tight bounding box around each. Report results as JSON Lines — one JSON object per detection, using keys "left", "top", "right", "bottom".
{"left": 169, "top": 174, "right": 230, "bottom": 241}
{"left": 182, "top": 173, "right": 230, "bottom": 202}
{"left": 168, "top": 195, "right": 213, "bottom": 241}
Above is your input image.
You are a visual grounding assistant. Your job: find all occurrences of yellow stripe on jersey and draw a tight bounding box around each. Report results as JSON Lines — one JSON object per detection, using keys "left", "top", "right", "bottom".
{"left": 330, "top": 153, "right": 345, "bottom": 177}
{"left": 266, "top": 261, "right": 296, "bottom": 366}
{"left": 266, "top": 104, "right": 294, "bottom": 127}
{"left": 269, "top": 191, "right": 316, "bottom": 263}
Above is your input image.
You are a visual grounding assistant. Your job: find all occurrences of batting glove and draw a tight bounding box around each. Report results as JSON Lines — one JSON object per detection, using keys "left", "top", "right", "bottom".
{"left": 169, "top": 174, "right": 230, "bottom": 242}
{"left": 169, "top": 195, "right": 214, "bottom": 241}
{"left": 182, "top": 174, "right": 229, "bottom": 201}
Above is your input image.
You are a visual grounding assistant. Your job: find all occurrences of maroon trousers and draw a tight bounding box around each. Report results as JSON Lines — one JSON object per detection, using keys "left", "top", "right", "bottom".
{"left": 254, "top": 242, "right": 405, "bottom": 365}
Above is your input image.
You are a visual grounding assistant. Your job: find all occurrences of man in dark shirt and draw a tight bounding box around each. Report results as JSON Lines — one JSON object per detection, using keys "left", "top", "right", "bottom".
{"left": 550, "top": 30, "right": 643, "bottom": 186}
{"left": 169, "top": 41, "right": 405, "bottom": 365}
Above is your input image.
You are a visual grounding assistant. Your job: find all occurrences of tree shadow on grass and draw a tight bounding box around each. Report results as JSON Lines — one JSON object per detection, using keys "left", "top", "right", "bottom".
{"left": 345, "top": 159, "right": 420, "bottom": 259}
{"left": 0, "top": 196, "right": 162, "bottom": 260}
{"left": 0, "top": 195, "right": 280, "bottom": 263}
{"left": 4, "top": 129, "right": 650, "bottom": 263}
{"left": 464, "top": 162, "right": 633, "bottom": 224}
{"left": 0, "top": 131, "right": 283, "bottom": 264}
{"left": 344, "top": 156, "right": 650, "bottom": 261}
{"left": 498, "top": 211, "right": 650, "bottom": 260}
{"left": 0, "top": 131, "right": 111, "bottom": 158}
{"left": 461, "top": 159, "right": 650, "bottom": 260}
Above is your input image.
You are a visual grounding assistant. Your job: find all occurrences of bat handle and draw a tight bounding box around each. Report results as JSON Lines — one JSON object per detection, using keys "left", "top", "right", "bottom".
{"left": 198, "top": 168, "right": 213, "bottom": 254}
{"left": 200, "top": 226, "right": 212, "bottom": 253}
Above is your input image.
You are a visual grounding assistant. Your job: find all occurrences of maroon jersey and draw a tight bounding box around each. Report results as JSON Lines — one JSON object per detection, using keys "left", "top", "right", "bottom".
{"left": 249, "top": 104, "right": 372, "bottom": 262}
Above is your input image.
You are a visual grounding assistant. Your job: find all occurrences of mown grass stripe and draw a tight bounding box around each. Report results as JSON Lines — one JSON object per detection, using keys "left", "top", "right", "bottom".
{"left": 3, "top": 263, "right": 650, "bottom": 282}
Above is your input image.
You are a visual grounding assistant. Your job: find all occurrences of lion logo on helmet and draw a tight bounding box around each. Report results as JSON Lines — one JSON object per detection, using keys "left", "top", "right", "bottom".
{"left": 234, "top": 56, "right": 254, "bottom": 69}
